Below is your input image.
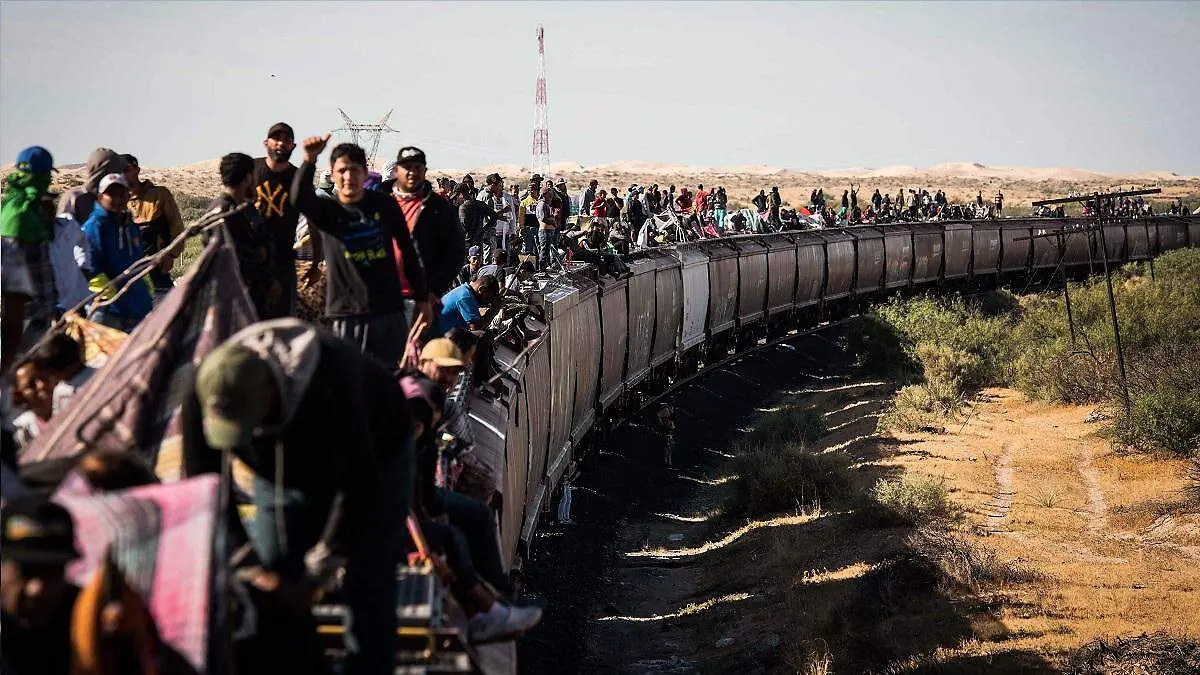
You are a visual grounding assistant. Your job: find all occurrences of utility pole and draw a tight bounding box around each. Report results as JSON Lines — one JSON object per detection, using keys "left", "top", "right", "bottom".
{"left": 1028, "top": 187, "right": 1161, "bottom": 415}
{"left": 334, "top": 109, "right": 400, "bottom": 170}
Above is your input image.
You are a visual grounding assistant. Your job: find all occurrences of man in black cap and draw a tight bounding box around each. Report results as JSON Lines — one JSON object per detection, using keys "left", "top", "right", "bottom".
{"left": 380, "top": 146, "right": 468, "bottom": 300}
{"left": 253, "top": 122, "right": 315, "bottom": 319}
{"left": 1, "top": 497, "right": 83, "bottom": 675}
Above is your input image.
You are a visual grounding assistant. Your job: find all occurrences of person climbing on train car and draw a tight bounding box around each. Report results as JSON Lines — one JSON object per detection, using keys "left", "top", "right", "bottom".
{"left": 438, "top": 274, "right": 500, "bottom": 334}
{"left": 181, "top": 318, "right": 414, "bottom": 675}
{"left": 291, "top": 134, "right": 430, "bottom": 367}
{"left": 396, "top": 372, "right": 541, "bottom": 643}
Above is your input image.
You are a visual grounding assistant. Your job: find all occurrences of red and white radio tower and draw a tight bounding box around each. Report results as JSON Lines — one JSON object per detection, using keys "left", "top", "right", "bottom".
{"left": 531, "top": 25, "right": 550, "bottom": 177}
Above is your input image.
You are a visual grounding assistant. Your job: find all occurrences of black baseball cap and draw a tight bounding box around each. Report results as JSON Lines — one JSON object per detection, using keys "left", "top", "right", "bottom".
{"left": 120, "top": 153, "right": 139, "bottom": 168}
{"left": 396, "top": 146, "right": 427, "bottom": 166}
{"left": 1, "top": 497, "right": 80, "bottom": 564}
{"left": 267, "top": 122, "right": 295, "bottom": 140}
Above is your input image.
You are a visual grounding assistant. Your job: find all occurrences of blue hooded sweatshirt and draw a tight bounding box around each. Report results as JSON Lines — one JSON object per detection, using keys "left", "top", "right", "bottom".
{"left": 81, "top": 202, "right": 153, "bottom": 321}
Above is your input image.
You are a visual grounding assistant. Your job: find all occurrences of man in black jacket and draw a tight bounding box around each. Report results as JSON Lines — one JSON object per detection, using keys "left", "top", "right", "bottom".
{"left": 291, "top": 135, "right": 430, "bottom": 366}
{"left": 182, "top": 318, "right": 413, "bottom": 675}
{"left": 380, "top": 147, "right": 468, "bottom": 298}
{"left": 457, "top": 184, "right": 501, "bottom": 251}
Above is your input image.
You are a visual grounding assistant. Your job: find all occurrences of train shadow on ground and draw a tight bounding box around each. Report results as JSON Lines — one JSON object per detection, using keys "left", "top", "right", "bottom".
{"left": 519, "top": 323, "right": 1056, "bottom": 673}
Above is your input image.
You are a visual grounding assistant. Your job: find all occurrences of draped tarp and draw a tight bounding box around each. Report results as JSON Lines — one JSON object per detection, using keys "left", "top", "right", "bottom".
{"left": 21, "top": 237, "right": 257, "bottom": 480}
{"left": 54, "top": 473, "right": 224, "bottom": 674}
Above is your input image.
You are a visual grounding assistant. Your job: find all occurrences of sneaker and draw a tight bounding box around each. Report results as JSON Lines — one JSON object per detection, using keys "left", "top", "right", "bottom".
{"left": 467, "top": 603, "right": 543, "bottom": 644}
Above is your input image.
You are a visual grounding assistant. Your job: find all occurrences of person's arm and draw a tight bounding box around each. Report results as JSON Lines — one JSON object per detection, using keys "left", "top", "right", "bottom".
{"left": 459, "top": 292, "right": 484, "bottom": 329}
{"left": 290, "top": 134, "right": 343, "bottom": 238}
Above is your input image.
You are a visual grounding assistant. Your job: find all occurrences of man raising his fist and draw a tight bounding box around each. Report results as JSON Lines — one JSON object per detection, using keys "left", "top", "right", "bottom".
{"left": 290, "top": 133, "right": 431, "bottom": 366}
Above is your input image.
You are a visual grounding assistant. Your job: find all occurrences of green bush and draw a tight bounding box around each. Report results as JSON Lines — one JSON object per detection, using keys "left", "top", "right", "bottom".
{"left": 731, "top": 442, "right": 849, "bottom": 518}
{"left": 176, "top": 192, "right": 214, "bottom": 223}
{"left": 868, "top": 476, "right": 961, "bottom": 527}
{"left": 747, "top": 406, "right": 827, "bottom": 448}
{"left": 877, "top": 384, "right": 952, "bottom": 434}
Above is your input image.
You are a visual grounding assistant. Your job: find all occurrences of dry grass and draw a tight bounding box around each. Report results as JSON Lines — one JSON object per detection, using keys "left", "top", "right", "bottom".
{"left": 693, "top": 386, "right": 1200, "bottom": 673}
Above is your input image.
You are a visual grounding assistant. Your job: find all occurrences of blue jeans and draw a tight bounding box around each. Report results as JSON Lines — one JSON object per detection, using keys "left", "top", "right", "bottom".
{"left": 521, "top": 226, "right": 538, "bottom": 255}
{"left": 435, "top": 488, "right": 512, "bottom": 596}
{"left": 251, "top": 442, "right": 412, "bottom": 675}
{"left": 537, "top": 229, "right": 558, "bottom": 270}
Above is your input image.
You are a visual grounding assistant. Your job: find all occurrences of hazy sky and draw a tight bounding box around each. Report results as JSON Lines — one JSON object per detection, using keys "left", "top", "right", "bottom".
{"left": 2, "top": 1, "right": 1198, "bottom": 173}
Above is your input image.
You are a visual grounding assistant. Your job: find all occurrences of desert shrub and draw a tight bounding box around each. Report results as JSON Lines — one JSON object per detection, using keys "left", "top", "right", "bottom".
{"left": 175, "top": 192, "right": 214, "bottom": 223}
{"left": 1108, "top": 350, "right": 1200, "bottom": 456}
{"left": 877, "top": 384, "right": 952, "bottom": 434}
{"left": 906, "top": 527, "right": 1036, "bottom": 591}
{"left": 746, "top": 406, "right": 826, "bottom": 448}
{"left": 731, "top": 442, "right": 848, "bottom": 518}
{"left": 1068, "top": 632, "right": 1200, "bottom": 675}
{"left": 868, "top": 476, "right": 960, "bottom": 527}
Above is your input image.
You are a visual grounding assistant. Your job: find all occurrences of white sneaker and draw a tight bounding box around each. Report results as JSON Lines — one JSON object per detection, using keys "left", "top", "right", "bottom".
{"left": 467, "top": 603, "right": 543, "bottom": 644}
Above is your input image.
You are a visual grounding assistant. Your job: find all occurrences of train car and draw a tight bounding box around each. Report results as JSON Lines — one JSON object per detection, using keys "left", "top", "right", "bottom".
{"left": 942, "top": 223, "right": 972, "bottom": 281}
{"left": 677, "top": 244, "right": 711, "bottom": 352}
{"left": 568, "top": 274, "right": 601, "bottom": 445}
{"left": 1189, "top": 217, "right": 1200, "bottom": 248}
{"left": 794, "top": 232, "right": 826, "bottom": 308}
{"left": 849, "top": 228, "right": 886, "bottom": 296}
{"left": 650, "top": 250, "right": 683, "bottom": 368}
{"left": 911, "top": 224, "right": 945, "bottom": 286}
{"left": 518, "top": 328, "right": 552, "bottom": 548}
{"left": 624, "top": 257, "right": 657, "bottom": 388}
{"left": 1060, "top": 223, "right": 1093, "bottom": 270}
{"left": 540, "top": 280, "right": 582, "bottom": 489}
{"left": 1031, "top": 222, "right": 1063, "bottom": 271}
{"left": 816, "top": 230, "right": 855, "bottom": 302}
{"left": 1127, "top": 220, "right": 1152, "bottom": 261}
{"left": 1157, "top": 217, "right": 1189, "bottom": 254}
{"left": 766, "top": 235, "right": 799, "bottom": 318}
{"left": 596, "top": 273, "right": 630, "bottom": 411}
{"left": 971, "top": 221, "right": 1002, "bottom": 280}
{"left": 1100, "top": 221, "right": 1126, "bottom": 265}
{"left": 706, "top": 241, "right": 740, "bottom": 340}
{"left": 1000, "top": 221, "right": 1033, "bottom": 275}
{"left": 734, "top": 238, "right": 769, "bottom": 327}
{"left": 490, "top": 341, "right": 532, "bottom": 565}
{"left": 882, "top": 226, "right": 913, "bottom": 290}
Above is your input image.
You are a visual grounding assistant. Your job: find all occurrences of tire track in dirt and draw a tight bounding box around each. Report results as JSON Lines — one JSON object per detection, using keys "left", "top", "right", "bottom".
{"left": 1075, "top": 443, "right": 1110, "bottom": 533}
{"left": 983, "top": 442, "right": 1015, "bottom": 533}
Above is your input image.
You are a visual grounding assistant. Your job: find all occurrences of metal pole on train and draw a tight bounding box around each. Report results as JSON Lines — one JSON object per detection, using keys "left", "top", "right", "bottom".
{"left": 1056, "top": 232, "right": 1077, "bottom": 346}
{"left": 1093, "top": 194, "right": 1131, "bottom": 415}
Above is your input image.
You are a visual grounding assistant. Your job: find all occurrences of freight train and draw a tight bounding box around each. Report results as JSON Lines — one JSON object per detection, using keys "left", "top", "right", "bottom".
{"left": 464, "top": 215, "right": 1200, "bottom": 574}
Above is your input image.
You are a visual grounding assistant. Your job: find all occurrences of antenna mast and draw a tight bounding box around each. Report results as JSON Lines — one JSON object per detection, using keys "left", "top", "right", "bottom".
{"left": 532, "top": 25, "right": 550, "bottom": 177}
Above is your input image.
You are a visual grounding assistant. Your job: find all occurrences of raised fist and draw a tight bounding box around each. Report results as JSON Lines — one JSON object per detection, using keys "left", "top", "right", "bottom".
{"left": 301, "top": 133, "right": 332, "bottom": 163}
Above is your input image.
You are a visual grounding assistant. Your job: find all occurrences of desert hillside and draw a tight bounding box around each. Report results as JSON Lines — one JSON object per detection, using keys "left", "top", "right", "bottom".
{"left": 38, "top": 159, "right": 1200, "bottom": 216}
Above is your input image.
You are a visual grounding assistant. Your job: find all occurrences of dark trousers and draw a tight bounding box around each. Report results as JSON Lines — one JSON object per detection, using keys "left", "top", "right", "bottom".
{"left": 331, "top": 309, "right": 409, "bottom": 368}
{"left": 251, "top": 443, "right": 412, "bottom": 675}
{"left": 435, "top": 488, "right": 512, "bottom": 596}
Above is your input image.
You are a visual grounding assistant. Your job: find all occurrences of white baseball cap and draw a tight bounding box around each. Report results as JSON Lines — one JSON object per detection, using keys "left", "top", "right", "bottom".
{"left": 98, "top": 173, "right": 129, "bottom": 194}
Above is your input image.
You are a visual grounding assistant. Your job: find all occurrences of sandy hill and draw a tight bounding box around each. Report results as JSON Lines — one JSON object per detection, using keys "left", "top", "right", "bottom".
{"left": 33, "top": 159, "right": 1198, "bottom": 215}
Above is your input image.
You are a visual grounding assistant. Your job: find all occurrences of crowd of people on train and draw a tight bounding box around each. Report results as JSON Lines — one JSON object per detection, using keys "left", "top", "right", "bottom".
{"left": 2, "top": 124, "right": 1195, "bottom": 674}
{"left": 0, "top": 125, "right": 550, "bottom": 675}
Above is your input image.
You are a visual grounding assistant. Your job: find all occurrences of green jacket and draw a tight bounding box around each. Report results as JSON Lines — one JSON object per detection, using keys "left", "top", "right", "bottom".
{"left": 0, "top": 170, "right": 51, "bottom": 244}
